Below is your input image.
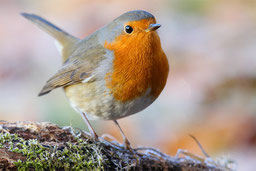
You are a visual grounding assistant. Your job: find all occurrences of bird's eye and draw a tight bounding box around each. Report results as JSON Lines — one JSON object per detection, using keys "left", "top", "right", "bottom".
{"left": 125, "top": 25, "right": 133, "bottom": 34}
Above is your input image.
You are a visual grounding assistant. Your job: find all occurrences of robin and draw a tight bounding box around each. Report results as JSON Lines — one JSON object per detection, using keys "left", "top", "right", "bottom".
{"left": 22, "top": 10, "right": 169, "bottom": 149}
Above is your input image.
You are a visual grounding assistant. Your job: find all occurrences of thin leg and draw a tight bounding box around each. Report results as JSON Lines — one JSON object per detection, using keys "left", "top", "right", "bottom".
{"left": 81, "top": 112, "right": 98, "bottom": 140}
{"left": 113, "top": 120, "right": 131, "bottom": 149}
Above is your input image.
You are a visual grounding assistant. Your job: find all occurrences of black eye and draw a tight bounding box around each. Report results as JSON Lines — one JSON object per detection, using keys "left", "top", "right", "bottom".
{"left": 125, "top": 25, "right": 133, "bottom": 34}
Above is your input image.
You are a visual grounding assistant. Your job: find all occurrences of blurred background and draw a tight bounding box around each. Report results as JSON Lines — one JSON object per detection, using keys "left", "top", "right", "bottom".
{"left": 0, "top": 0, "right": 256, "bottom": 169}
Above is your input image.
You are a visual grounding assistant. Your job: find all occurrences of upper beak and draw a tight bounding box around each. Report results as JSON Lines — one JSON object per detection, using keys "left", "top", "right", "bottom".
{"left": 146, "top": 23, "right": 161, "bottom": 32}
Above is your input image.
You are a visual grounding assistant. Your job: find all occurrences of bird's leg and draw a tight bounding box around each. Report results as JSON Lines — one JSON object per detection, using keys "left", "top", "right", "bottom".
{"left": 81, "top": 112, "right": 98, "bottom": 140}
{"left": 113, "top": 120, "right": 131, "bottom": 150}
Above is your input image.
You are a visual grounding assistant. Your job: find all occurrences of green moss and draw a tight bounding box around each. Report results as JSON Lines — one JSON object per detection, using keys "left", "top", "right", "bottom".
{"left": 0, "top": 132, "right": 107, "bottom": 170}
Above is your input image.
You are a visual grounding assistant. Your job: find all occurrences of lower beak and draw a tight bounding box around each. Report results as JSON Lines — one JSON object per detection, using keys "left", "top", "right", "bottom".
{"left": 146, "top": 24, "right": 161, "bottom": 32}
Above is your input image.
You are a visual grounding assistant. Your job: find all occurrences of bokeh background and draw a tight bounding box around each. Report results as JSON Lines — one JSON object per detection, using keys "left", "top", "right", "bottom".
{"left": 1, "top": 0, "right": 256, "bottom": 169}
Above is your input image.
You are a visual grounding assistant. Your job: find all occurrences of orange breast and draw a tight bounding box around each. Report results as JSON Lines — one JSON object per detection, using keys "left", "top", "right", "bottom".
{"left": 104, "top": 20, "right": 169, "bottom": 102}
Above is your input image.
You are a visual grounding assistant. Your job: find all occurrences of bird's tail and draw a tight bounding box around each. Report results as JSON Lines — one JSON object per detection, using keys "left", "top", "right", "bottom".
{"left": 21, "top": 13, "right": 80, "bottom": 62}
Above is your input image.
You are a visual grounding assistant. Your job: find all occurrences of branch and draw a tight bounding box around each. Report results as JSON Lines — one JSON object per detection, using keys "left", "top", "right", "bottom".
{"left": 0, "top": 121, "right": 225, "bottom": 170}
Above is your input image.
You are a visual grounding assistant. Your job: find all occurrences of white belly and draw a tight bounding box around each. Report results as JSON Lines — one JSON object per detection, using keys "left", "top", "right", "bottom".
{"left": 64, "top": 81, "right": 154, "bottom": 120}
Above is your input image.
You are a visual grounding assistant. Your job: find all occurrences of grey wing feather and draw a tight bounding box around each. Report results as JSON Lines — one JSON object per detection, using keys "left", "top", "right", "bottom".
{"left": 38, "top": 60, "right": 95, "bottom": 96}
{"left": 38, "top": 45, "right": 106, "bottom": 96}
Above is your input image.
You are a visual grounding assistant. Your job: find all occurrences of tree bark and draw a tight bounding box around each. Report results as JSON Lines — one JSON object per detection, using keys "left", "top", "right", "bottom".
{"left": 0, "top": 121, "right": 224, "bottom": 170}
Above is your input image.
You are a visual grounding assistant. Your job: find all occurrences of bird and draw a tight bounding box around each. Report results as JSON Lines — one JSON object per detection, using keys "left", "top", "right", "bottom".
{"left": 22, "top": 10, "right": 169, "bottom": 149}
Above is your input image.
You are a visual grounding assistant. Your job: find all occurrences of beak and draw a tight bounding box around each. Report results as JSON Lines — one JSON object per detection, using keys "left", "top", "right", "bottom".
{"left": 146, "top": 23, "right": 161, "bottom": 32}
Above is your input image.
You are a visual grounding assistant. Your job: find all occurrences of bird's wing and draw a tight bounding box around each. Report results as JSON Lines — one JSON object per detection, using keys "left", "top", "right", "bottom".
{"left": 38, "top": 44, "right": 107, "bottom": 96}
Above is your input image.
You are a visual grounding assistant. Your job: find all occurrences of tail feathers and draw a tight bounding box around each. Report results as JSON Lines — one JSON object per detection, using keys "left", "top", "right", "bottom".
{"left": 21, "top": 13, "right": 80, "bottom": 61}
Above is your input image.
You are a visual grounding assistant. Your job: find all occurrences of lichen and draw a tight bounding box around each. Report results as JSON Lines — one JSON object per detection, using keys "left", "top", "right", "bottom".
{"left": 0, "top": 132, "right": 107, "bottom": 170}
{"left": 0, "top": 121, "right": 224, "bottom": 170}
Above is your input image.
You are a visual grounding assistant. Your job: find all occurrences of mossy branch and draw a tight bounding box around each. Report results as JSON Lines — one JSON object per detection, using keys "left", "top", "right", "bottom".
{"left": 0, "top": 121, "right": 224, "bottom": 170}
